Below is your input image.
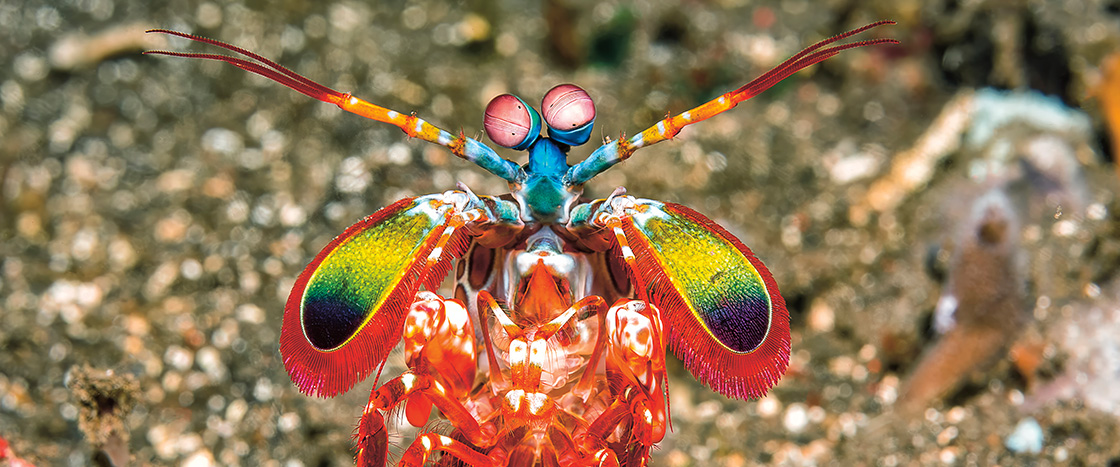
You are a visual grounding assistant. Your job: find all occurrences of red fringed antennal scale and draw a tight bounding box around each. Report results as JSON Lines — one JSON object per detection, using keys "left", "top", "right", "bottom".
{"left": 616, "top": 201, "right": 790, "bottom": 400}
{"left": 279, "top": 195, "right": 475, "bottom": 398}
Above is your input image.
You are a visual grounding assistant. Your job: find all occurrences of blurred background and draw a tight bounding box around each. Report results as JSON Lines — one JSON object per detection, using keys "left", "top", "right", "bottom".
{"left": 3, "top": 0, "right": 1120, "bottom": 465}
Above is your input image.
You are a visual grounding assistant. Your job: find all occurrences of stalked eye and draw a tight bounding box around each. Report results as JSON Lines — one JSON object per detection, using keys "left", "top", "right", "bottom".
{"left": 483, "top": 94, "right": 542, "bottom": 151}
{"left": 541, "top": 84, "right": 595, "bottom": 146}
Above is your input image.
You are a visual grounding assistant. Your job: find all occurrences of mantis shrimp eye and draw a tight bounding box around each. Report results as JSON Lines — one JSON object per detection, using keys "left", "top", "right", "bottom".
{"left": 541, "top": 84, "right": 595, "bottom": 146}
{"left": 483, "top": 94, "right": 542, "bottom": 150}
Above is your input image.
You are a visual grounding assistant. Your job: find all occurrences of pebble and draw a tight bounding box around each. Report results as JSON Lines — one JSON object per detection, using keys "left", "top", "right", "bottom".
{"left": 196, "top": 347, "right": 226, "bottom": 381}
{"left": 937, "top": 426, "right": 959, "bottom": 445}
{"left": 756, "top": 395, "right": 781, "bottom": 418}
{"left": 783, "top": 403, "right": 809, "bottom": 433}
{"left": 236, "top": 304, "right": 266, "bottom": 324}
{"left": 164, "top": 345, "right": 194, "bottom": 372}
{"left": 253, "top": 377, "right": 275, "bottom": 402}
{"left": 225, "top": 399, "right": 248, "bottom": 424}
{"left": 828, "top": 151, "right": 881, "bottom": 184}
{"left": 277, "top": 412, "right": 301, "bottom": 433}
{"left": 201, "top": 127, "right": 245, "bottom": 156}
{"left": 807, "top": 405, "right": 826, "bottom": 424}
{"left": 939, "top": 447, "right": 959, "bottom": 464}
{"left": 181, "top": 448, "right": 215, "bottom": 467}
{"left": 830, "top": 356, "right": 854, "bottom": 377}
{"left": 694, "top": 400, "right": 721, "bottom": 421}
{"left": 1054, "top": 446, "right": 1068, "bottom": 462}
{"left": 808, "top": 299, "right": 835, "bottom": 332}
{"left": 945, "top": 406, "right": 968, "bottom": 424}
{"left": 876, "top": 375, "right": 899, "bottom": 405}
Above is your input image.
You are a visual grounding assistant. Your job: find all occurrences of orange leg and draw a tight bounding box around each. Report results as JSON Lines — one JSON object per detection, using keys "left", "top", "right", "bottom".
{"left": 587, "top": 449, "right": 622, "bottom": 467}
{"left": 476, "top": 290, "right": 511, "bottom": 392}
{"left": 354, "top": 404, "right": 389, "bottom": 467}
{"left": 576, "top": 386, "right": 662, "bottom": 464}
{"left": 354, "top": 371, "right": 496, "bottom": 462}
{"left": 398, "top": 433, "right": 496, "bottom": 467}
{"left": 618, "top": 386, "right": 666, "bottom": 447}
{"left": 574, "top": 300, "right": 611, "bottom": 400}
{"left": 557, "top": 432, "right": 622, "bottom": 467}
{"left": 580, "top": 399, "right": 629, "bottom": 454}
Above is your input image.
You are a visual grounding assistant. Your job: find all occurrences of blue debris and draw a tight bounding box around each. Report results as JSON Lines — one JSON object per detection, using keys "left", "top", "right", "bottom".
{"left": 1005, "top": 417, "right": 1044, "bottom": 454}
{"left": 967, "top": 89, "right": 1091, "bottom": 149}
